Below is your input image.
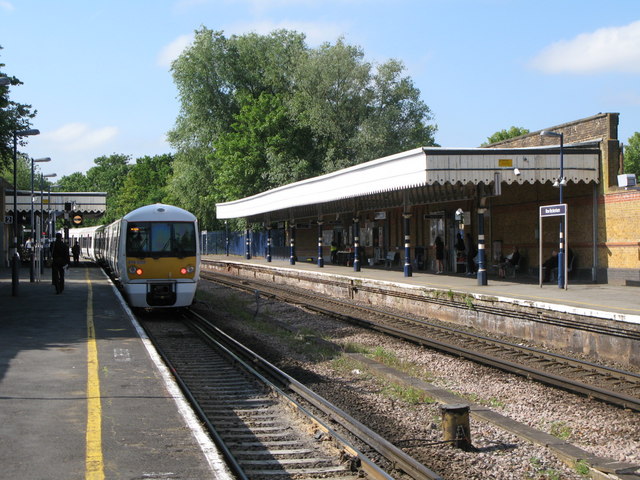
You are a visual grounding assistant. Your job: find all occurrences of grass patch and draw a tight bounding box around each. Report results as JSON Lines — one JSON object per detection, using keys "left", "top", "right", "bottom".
{"left": 574, "top": 459, "right": 590, "bottom": 476}
{"left": 196, "top": 288, "right": 338, "bottom": 361}
{"left": 381, "top": 383, "right": 436, "bottom": 405}
{"left": 343, "top": 342, "right": 371, "bottom": 354}
{"left": 549, "top": 420, "right": 572, "bottom": 441}
{"left": 528, "top": 457, "right": 562, "bottom": 480}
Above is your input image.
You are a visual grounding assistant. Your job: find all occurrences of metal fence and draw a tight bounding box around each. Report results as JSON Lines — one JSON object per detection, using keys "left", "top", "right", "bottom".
{"left": 200, "top": 229, "right": 288, "bottom": 260}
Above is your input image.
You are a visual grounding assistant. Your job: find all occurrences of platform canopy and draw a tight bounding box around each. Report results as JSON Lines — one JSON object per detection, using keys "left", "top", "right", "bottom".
{"left": 216, "top": 144, "right": 600, "bottom": 223}
{"left": 5, "top": 190, "right": 107, "bottom": 215}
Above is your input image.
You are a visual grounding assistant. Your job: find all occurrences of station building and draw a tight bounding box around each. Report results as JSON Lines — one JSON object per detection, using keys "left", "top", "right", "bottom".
{"left": 216, "top": 113, "right": 640, "bottom": 286}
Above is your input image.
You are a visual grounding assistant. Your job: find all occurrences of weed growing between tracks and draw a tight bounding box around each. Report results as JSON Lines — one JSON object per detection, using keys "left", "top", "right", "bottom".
{"left": 196, "top": 288, "right": 339, "bottom": 361}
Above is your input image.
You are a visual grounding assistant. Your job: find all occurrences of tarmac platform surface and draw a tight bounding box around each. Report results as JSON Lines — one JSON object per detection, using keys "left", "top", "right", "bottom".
{"left": 0, "top": 264, "right": 232, "bottom": 480}
{"left": 203, "top": 254, "right": 640, "bottom": 324}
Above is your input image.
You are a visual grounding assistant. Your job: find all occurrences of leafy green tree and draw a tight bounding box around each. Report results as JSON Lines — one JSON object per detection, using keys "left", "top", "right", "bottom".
{"left": 167, "top": 28, "right": 437, "bottom": 229}
{"left": 57, "top": 154, "right": 131, "bottom": 223}
{"left": 0, "top": 47, "right": 37, "bottom": 173}
{"left": 57, "top": 172, "right": 91, "bottom": 192}
{"left": 482, "top": 126, "right": 530, "bottom": 146}
{"left": 623, "top": 132, "right": 640, "bottom": 177}
{"left": 112, "top": 154, "right": 173, "bottom": 217}
{"left": 213, "top": 92, "right": 316, "bottom": 201}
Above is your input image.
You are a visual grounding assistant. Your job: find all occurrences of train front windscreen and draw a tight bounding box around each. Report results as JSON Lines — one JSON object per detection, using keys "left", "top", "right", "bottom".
{"left": 126, "top": 222, "right": 196, "bottom": 258}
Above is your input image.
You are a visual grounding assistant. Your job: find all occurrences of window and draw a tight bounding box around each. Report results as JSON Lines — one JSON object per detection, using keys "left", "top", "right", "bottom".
{"left": 126, "top": 222, "right": 196, "bottom": 258}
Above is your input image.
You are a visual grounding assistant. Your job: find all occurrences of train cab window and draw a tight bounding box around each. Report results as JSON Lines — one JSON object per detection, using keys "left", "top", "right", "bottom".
{"left": 127, "top": 225, "right": 150, "bottom": 257}
{"left": 126, "top": 222, "right": 196, "bottom": 258}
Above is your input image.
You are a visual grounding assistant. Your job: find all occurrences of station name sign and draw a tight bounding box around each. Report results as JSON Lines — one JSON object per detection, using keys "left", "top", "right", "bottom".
{"left": 539, "top": 204, "right": 567, "bottom": 217}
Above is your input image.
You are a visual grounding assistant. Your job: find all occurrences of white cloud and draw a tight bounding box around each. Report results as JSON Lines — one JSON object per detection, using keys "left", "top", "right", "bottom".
{"left": 0, "top": 1, "right": 14, "bottom": 12}
{"left": 157, "top": 34, "right": 194, "bottom": 68}
{"left": 42, "top": 123, "right": 119, "bottom": 152}
{"left": 530, "top": 20, "right": 640, "bottom": 74}
{"left": 228, "top": 19, "right": 347, "bottom": 46}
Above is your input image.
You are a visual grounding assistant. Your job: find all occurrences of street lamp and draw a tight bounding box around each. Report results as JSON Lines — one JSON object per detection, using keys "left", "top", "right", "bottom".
{"left": 39, "top": 173, "right": 56, "bottom": 276}
{"left": 11, "top": 128, "right": 40, "bottom": 296}
{"left": 48, "top": 184, "right": 60, "bottom": 239}
{"left": 540, "top": 130, "right": 566, "bottom": 289}
{"left": 30, "top": 157, "right": 51, "bottom": 282}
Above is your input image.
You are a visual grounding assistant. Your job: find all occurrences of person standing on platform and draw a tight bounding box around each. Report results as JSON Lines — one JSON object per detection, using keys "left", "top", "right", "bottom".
{"left": 465, "top": 233, "right": 477, "bottom": 276}
{"left": 72, "top": 241, "right": 80, "bottom": 266}
{"left": 434, "top": 236, "right": 444, "bottom": 274}
{"left": 51, "top": 233, "right": 70, "bottom": 294}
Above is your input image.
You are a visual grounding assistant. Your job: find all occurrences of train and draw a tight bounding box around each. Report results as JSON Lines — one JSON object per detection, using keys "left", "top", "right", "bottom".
{"left": 69, "top": 203, "right": 200, "bottom": 308}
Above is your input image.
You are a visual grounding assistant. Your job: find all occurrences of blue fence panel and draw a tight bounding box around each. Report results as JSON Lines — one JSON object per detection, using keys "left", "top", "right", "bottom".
{"left": 201, "top": 230, "right": 287, "bottom": 259}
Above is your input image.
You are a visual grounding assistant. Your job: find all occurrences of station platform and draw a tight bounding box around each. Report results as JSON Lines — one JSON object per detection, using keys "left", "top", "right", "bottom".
{"left": 204, "top": 254, "right": 640, "bottom": 324}
{"left": 0, "top": 264, "right": 232, "bottom": 480}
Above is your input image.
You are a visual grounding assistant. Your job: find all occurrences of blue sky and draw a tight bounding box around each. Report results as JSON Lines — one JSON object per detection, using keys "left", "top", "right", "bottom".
{"left": 2, "top": 0, "right": 639, "bottom": 178}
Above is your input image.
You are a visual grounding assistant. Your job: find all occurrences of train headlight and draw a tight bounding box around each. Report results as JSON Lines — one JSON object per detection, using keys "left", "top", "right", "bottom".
{"left": 129, "top": 265, "right": 143, "bottom": 276}
{"left": 180, "top": 265, "right": 195, "bottom": 275}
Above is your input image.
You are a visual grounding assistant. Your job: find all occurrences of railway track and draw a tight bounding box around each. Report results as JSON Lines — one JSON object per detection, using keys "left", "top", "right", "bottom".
{"left": 138, "top": 310, "right": 443, "bottom": 480}
{"left": 199, "top": 269, "right": 640, "bottom": 412}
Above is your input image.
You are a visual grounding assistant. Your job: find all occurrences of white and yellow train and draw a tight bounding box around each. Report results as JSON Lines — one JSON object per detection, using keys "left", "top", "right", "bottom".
{"left": 69, "top": 204, "right": 200, "bottom": 308}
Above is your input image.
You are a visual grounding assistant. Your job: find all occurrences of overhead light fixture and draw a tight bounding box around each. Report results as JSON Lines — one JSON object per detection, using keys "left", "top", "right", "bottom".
{"left": 513, "top": 167, "right": 521, "bottom": 176}
{"left": 455, "top": 208, "right": 464, "bottom": 216}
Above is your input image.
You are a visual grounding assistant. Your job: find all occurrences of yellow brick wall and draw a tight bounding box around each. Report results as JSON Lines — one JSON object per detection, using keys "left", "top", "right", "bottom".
{"left": 600, "top": 191, "right": 640, "bottom": 269}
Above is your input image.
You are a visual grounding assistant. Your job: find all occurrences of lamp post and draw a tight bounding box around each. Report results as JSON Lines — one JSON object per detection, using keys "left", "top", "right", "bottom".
{"left": 39, "top": 173, "right": 56, "bottom": 275}
{"left": 30, "top": 157, "right": 51, "bottom": 282}
{"left": 540, "top": 130, "right": 566, "bottom": 289}
{"left": 11, "top": 128, "right": 40, "bottom": 296}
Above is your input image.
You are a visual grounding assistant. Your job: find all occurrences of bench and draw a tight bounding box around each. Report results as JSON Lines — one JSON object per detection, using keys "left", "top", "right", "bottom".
{"left": 506, "top": 255, "right": 525, "bottom": 278}
{"left": 385, "top": 251, "right": 398, "bottom": 268}
{"left": 550, "top": 254, "right": 575, "bottom": 281}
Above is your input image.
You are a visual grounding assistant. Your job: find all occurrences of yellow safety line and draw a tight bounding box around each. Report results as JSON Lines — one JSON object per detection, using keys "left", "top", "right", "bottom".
{"left": 85, "top": 270, "right": 105, "bottom": 480}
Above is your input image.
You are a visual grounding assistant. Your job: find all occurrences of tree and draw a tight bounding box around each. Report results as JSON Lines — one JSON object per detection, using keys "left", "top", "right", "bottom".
{"left": 112, "top": 154, "right": 173, "bottom": 217}
{"left": 624, "top": 132, "right": 640, "bottom": 177}
{"left": 57, "top": 172, "right": 91, "bottom": 192}
{"left": 482, "top": 126, "right": 530, "bottom": 146}
{"left": 167, "top": 29, "right": 437, "bottom": 229}
{"left": 0, "top": 47, "right": 37, "bottom": 172}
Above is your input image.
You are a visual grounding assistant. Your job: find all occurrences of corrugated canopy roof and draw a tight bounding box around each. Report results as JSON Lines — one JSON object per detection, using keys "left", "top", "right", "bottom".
{"left": 5, "top": 191, "right": 107, "bottom": 214}
{"left": 216, "top": 144, "right": 600, "bottom": 220}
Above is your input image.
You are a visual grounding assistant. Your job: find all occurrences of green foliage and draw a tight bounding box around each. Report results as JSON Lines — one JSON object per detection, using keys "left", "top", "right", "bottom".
{"left": 528, "top": 457, "right": 562, "bottom": 480}
{"left": 623, "top": 132, "right": 640, "bottom": 177}
{"left": 549, "top": 420, "right": 572, "bottom": 440}
{"left": 482, "top": 126, "right": 530, "bottom": 146}
{"left": 0, "top": 47, "right": 37, "bottom": 172}
{"left": 58, "top": 153, "right": 176, "bottom": 224}
{"left": 167, "top": 28, "right": 437, "bottom": 229}
{"left": 574, "top": 459, "right": 590, "bottom": 476}
{"left": 112, "top": 154, "right": 173, "bottom": 218}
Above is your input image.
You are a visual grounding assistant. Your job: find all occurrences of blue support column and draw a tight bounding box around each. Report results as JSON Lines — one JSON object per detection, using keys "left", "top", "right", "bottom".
{"left": 224, "top": 221, "right": 229, "bottom": 256}
{"left": 317, "top": 221, "right": 324, "bottom": 267}
{"left": 353, "top": 216, "right": 361, "bottom": 272}
{"left": 245, "top": 228, "right": 251, "bottom": 259}
{"left": 403, "top": 212, "right": 412, "bottom": 277}
{"left": 266, "top": 227, "right": 272, "bottom": 262}
{"left": 289, "top": 225, "right": 296, "bottom": 265}
{"left": 558, "top": 136, "right": 566, "bottom": 289}
{"left": 477, "top": 209, "right": 487, "bottom": 285}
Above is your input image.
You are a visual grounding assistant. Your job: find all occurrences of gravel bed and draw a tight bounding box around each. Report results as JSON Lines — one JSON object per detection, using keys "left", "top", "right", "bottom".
{"left": 194, "top": 282, "right": 640, "bottom": 480}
